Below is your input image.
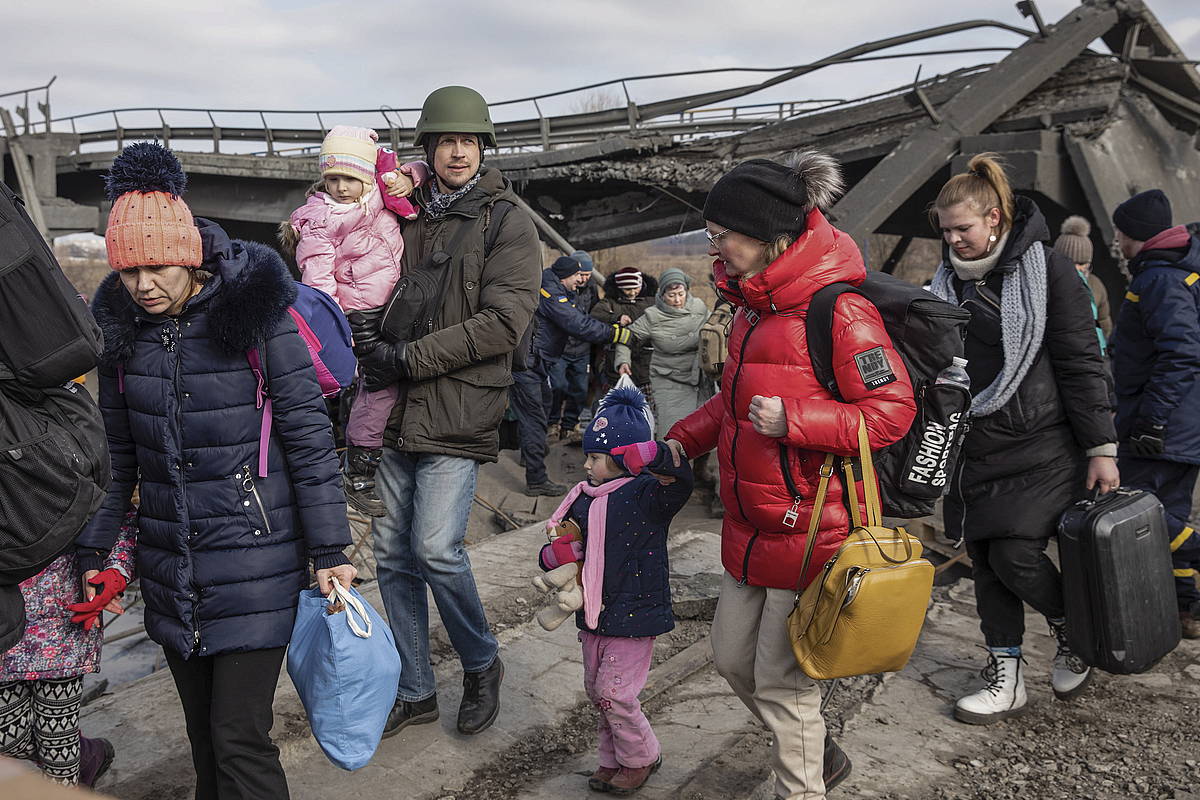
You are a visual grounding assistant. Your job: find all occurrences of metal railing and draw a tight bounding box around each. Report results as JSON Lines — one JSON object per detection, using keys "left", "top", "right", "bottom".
{"left": 0, "top": 77, "right": 56, "bottom": 135}
{"left": 6, "top": 19, "right": 1036, "bottom": 157}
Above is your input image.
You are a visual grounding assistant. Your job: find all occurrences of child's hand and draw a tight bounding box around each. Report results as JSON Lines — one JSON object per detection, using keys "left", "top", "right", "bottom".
{"left": 611, "top": 441, "right": 658, "bottom": 476}
{"left": 383, "top": 170, "right": 414, "bottom": 198}
{"left": 69, "top": 569, "right": 128, "bottom": 629}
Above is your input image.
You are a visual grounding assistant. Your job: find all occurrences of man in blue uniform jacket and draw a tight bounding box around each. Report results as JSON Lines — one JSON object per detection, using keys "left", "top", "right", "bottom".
{"left": 512, "top": 255, "right": 630, "bottom": 495}
{"left": 1110, "top": 189, "right": 1200, "bottom": 639}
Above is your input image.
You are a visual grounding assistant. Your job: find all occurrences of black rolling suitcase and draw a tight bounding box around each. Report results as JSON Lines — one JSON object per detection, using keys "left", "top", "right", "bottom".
{"left": 1058, "top": 489, "right": 1181, "bottom": 674}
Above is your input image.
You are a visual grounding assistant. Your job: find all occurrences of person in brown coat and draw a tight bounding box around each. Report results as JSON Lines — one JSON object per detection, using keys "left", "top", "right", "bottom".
{"left": 354, "top": 86, "right": 542, "bottom": 740}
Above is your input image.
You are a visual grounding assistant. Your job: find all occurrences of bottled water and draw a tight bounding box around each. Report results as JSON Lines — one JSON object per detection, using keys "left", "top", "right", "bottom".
{"left": 934, "top": 357, "right": 970, "bottom": 390}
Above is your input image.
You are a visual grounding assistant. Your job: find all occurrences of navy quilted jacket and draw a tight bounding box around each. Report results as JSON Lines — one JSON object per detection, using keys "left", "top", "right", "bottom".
{"left": 559, "top": 446, "right": 693, "bottom": 638}
{"left": 78, "top": 219, "right": 350, "bottom": 659}
{"left": 1112, "top": 231, "right": 1200, "bottom": 464}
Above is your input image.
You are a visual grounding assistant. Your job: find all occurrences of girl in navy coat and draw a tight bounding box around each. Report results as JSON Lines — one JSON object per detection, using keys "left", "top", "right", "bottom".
{"left": 77, "top": 143, "right": 354, "bottom": 800}
{"left": 538, "top": 381, "right": 693, "bottom": 795}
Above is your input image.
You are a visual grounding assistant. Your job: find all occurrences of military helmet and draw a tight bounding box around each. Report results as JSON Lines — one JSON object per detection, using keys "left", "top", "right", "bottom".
{"left": 413, "top": 86, "right": 497, "bottom": 148}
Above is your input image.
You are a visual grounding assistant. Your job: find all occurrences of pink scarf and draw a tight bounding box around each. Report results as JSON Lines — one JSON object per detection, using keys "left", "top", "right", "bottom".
{"left": 547, "top": 477, "right": 634, "bottom": 629}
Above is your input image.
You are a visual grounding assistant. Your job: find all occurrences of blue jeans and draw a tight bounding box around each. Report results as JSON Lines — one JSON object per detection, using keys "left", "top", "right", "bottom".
{"left": 372, "top": 450, "right": 497, "bottom": 701}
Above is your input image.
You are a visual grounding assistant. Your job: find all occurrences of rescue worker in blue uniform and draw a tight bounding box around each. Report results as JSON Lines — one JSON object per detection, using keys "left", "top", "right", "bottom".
{"left": 1110, "top": 190, "right": 1200, "bottom": 639}
{"left": 512, "top": 255, "right": 630, "bottom": 495}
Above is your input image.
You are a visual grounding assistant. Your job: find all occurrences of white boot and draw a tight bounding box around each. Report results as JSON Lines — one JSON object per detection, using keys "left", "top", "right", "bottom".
{"left": 532, "top": 563, "right": 578, "bottom": 593}
{"left": 1048, "top": 620, "right": 1092, "bottom": 701}
{"left": 954, "top": 650, "right": 1027, "bottom": 725}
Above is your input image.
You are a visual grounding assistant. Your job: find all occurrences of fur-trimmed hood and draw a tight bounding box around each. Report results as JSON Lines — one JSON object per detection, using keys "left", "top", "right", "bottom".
{"left": 92, "top": 217, "right": 297, "bottom": 366}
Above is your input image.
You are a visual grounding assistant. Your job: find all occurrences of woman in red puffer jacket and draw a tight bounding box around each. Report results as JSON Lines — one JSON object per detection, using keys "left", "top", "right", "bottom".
{"left": 666, "top": 152, "right": 915, "bottom": 799}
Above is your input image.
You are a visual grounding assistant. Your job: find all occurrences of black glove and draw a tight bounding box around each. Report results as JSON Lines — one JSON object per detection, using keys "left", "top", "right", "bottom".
{"left": 358, "top": 340, "right": 409, "bottom": 392}
{"left": 347, "top": 309, "right": 385, "bottom": 354}
{"left": 1128, "top": 423, "right": 1166, "bottom": 457}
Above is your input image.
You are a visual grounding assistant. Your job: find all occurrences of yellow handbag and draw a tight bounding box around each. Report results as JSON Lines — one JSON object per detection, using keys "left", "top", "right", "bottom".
{"left": 787, "top": 413, "right": 935, "bottom": 680}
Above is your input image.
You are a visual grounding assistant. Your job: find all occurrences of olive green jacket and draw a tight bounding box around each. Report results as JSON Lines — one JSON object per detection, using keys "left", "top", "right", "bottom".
{"left": 383, "top": 167, "right": 541, "bottom": 461}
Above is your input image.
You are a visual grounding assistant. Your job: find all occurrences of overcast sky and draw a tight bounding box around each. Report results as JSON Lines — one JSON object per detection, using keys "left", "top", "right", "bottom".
{"left": 4, "top": 0, "right": 1196, "bottom": 138}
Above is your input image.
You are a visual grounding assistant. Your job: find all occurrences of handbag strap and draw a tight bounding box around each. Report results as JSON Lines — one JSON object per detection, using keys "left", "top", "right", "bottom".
{"left": 795, "top": 413, "right": 911, "bottom": 593}
{"left": 327, "top": 581, "right": 372, "bottom": 639}
{"left": 850, "top": 412, "right": 913, "bottom": 564}
{"left": 795, "top": 453, "right": 837, "bottom": 592}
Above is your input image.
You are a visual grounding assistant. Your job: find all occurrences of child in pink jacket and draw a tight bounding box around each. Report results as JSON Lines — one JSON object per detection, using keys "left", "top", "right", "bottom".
{"left": 288, "top": 125, "right": 427, "bottom": 516}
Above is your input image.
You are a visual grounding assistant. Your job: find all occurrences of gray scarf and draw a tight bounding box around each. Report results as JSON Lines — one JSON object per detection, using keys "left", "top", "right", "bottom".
{"left": 426, "top": 172, "right": 482, "bottom": 219}
{"left": 929, "top": 242, "right": 1048, "bottom": 417}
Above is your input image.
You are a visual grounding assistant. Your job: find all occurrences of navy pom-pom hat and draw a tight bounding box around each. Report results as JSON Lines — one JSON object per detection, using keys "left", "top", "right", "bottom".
{"left": 584, "top": 376, "right": 654, "bottom": 455}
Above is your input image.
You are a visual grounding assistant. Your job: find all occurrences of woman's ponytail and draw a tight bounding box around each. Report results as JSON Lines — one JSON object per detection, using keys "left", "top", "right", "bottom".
{"left": 931, "top": 152, "right": 1015, "bottom": 232}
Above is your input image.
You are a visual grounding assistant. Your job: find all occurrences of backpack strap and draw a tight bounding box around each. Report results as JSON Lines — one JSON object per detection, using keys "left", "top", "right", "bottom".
{"left": 484, "top": 200, "right": 514, "bottom": 257}
{"left": 286, "top": 306, "right": 339, "bottom": 394}
{"left": 805, "top": 282, "right": 864, "bottom": 402}
{"left": 246, "top": 346, "right": 273, "bottom": 479}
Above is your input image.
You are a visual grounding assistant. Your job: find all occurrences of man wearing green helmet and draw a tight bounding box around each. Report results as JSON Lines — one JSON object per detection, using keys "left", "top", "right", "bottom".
{"left": 354, "top": 85, "right": 541, "bottom": 738}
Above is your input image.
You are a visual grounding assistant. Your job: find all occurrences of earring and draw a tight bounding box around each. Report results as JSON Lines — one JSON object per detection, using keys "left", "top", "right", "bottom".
{"left": 988, "top": 233, "right": 998, "bottom": 243}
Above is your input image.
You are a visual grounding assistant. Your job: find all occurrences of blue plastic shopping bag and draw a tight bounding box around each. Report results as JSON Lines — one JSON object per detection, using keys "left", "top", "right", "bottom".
{"left": 287, "top": 582, "right": 401, "bottom": 770}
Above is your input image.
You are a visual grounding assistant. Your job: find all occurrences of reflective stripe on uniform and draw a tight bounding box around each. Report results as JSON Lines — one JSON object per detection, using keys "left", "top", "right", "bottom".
{"left": 1187, "top": 273, "right": 1200, "bottom": 287}
{"left": 1170, "top": 526, "right": 1195, "bottom": 552}
{"left": 1174, "top": 568, "right": 1197, "bottom": 578}
{"left": 1125, "top": 291, "right": 1140, "bottom": 302}
{"left": 540, "top": 288, "right": 552, "bottom": 298}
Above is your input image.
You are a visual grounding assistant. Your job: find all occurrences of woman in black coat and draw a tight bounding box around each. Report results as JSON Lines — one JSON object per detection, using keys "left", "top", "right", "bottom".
{"left": 928, "top": 154, "right": 1118, "bottom": 726}
{"left": 77, "top": 144, "right": 353, "bottom": 799}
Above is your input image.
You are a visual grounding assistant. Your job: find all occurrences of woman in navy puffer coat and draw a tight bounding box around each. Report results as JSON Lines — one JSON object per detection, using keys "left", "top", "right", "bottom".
{"left": 76, "top": 144, "right": 352, "bottom": 800}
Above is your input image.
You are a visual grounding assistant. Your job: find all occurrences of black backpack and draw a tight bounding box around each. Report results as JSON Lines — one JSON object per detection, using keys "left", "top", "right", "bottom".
{"left": 381, "top": 200, "right": 517, "bottom": 345}
{"left": 806, "top": 271, "right": 971, "bottom": 518}
{"left": 0, "top": 180, "right": 104, "bottom": 387}
{"left": 0, "top": 367, "right": 110, "bottom": 586}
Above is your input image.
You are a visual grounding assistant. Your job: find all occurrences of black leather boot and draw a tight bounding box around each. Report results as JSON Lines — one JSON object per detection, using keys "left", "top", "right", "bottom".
{"left": 343, "top": 446, "right": 387, "bottom": 517}
{"left": 457, "top": 656, "right": 504, "bottom": 734}
{"left": 823, "top": 733, "right": 852, "bottom": 791}
{"left": 382, "top": 694, "right": 439, "bottom": 739}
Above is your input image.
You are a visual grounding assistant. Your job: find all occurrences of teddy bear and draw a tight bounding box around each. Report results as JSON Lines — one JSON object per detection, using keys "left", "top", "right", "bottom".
{"left": 532, "top": 518, "right": 584, "bottom": 631}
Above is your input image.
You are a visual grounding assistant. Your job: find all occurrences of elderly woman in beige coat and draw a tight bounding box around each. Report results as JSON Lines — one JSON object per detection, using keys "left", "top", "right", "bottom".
{"left": 615, "top": 268, "right": 711, "bottom": 437}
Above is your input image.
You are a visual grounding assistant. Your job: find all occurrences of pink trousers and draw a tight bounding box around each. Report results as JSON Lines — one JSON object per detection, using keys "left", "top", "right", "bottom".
{"left": 579, "top": 631, "right": 660, "bottom": 770}
{"left": 344, "top": 381, "right": 400, "bottom": 449}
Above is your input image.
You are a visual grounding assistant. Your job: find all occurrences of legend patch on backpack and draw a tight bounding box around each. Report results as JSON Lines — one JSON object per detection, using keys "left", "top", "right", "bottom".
{"left": 854, "top": 347, "right": 897, "bottom": 389}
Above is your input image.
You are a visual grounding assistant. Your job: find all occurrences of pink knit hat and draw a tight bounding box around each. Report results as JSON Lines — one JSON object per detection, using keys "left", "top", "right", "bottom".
{"left": 103, "top": 142, "right": 202, "bottom": 271}
{"left": 319, "top": 126, "right": 378, "bottom": 185}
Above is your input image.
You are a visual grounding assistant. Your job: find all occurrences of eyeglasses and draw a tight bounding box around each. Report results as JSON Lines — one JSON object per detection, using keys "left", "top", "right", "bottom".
{"left": 705, "top": 228, "right": 732, "bottom": 246}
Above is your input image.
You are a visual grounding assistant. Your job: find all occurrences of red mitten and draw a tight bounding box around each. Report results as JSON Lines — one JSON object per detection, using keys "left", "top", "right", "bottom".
{"left": 67, "top": 569, "right": 127, "bottom": 630}
{"left": 611, "top": 441, "right": 659, "bottom": 476}
{"left": 548, "top": 535, "right": 584, "bottom": 567}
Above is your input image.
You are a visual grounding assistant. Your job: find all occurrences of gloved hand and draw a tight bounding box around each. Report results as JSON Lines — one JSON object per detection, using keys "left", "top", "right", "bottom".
{"left": 346, "top": 309, "right": 385, "bottom": 351}
{"left": 611, "top": 441, "right": 660, "bottom": 476}
{"left": 358, "top": 339, "right": 410, "bottom": 392}
{"left": 67, "top": 569, "right": 127, "bottom": 631}
{"left": 1128, "top": 423, "right": 1166, "bottom": 457}
{"left": 611, "top": 325, "right": 631, "bottom": 346}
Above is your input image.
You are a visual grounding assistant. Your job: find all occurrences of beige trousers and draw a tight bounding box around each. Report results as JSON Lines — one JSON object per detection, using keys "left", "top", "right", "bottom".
{"left": 711, "top": 571, "right": 826, "bottom": 800}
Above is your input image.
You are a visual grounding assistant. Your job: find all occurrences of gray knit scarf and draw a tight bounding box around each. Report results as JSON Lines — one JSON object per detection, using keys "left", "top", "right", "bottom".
{"left": 929, "top": 242, "right": 1048, "bottom": 417}
{"left": 426, "top": 172, "right": 482, "bottom": 219}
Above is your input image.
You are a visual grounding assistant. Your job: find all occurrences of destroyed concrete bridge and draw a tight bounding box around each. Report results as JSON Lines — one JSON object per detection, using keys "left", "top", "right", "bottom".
{"left": 2, "top": 0, "right": 1198, "bottom": 296}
